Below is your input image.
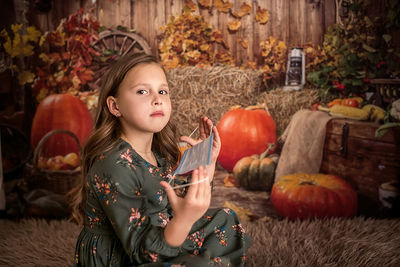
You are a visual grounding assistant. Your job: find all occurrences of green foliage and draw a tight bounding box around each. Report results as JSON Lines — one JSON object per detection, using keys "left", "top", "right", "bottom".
{"left": 307, "top": 0, "right": 400, "bottom": 98}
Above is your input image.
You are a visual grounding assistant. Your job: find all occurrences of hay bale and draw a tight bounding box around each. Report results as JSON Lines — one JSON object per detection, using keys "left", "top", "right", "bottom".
{"left": 168, "top": 66, "right": 325, "bottom": 138}
{"left": 257, "top": 88, "right": 321, "bottom": 136}
{"left": 168, "top": 66, "right": 263, "bottom": 136}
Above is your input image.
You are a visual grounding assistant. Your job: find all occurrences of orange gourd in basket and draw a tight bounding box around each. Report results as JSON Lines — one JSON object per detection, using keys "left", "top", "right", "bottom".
{"left": 30, "top": 94, "right": 93, "bottom": 157}
{"left": 217, "top": 104, "right": 277, "bottom": 172}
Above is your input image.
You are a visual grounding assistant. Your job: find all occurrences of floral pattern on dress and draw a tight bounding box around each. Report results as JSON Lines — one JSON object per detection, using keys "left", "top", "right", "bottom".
{"left": 116, "top": 148, "right": 137, "bottom": 170}
{"left": 223, "top": 208, "right": 235, "bottom": 215}
{"left": 128, "top": 207, "right": 146, "bottom": 232}
{"left": 158, "top": 212, "right": 170, "bottom": 228}
{"left": 214, "top": 226, "right": 227, "bottom": 246}
{"left": 155, "top": 189, "right": 164, "bottom": 204}
{"left": 143, "top": 250, "right": 159, "bottom": 263}
{"left": 210, "top": 256, "right": 223, "bottom": 266}
{"left": 186, "top": 229, "right": 205, "bottom": 255}
{"left": 86, "top": 207, "right": 106, "bottom": 228}
{"left": 93, "top": 174, "right": 118, "bottom": 205}
{"left": 92, "top": 236, "right": 98, "bottom": 255}
{"left": 165, "top": 263, "right": 186, "bottom": 267}
{"left": 232, "top": 224, "right": 245, "bottom": 239}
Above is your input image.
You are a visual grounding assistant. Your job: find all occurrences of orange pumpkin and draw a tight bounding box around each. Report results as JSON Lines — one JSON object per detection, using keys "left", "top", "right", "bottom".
{"left": 217, "top": 104, "right": 276, "bottom": 172}
{"left": 30, "top": 94, "right": 94, "bottom": 157}
{"left": 271, "top": 173, "right": 357, "bottom": 220}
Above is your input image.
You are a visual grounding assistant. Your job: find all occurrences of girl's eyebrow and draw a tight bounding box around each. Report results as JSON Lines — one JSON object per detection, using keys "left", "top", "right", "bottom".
{"left": 131, "top": 83, "right": 169, "bottom": 88}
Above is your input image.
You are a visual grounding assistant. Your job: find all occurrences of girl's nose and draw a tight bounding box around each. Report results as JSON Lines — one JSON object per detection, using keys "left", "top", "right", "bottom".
{"left": 152, "top": 93, "right": 162, "bottom": 105}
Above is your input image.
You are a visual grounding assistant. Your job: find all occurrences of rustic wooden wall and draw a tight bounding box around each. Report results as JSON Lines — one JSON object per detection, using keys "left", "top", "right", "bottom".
{"left": 26, "top": 0, "right": 337, "bottom": 65}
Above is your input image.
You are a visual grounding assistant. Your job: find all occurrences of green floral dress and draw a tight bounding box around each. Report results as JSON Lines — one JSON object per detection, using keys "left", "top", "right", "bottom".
{"left": 74, "top": 139, "right": 252, "bottom": 267}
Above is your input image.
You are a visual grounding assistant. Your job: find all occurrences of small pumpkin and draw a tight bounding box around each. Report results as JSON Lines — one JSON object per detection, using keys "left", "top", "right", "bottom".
{"left": 271, "top": 173, "right": 358, "bottom": 220}
{"left": 217, "top": 104, "right": 277, "bottom": 172}
{"left": 232, "top": 144, "right": 277, "bottom": 191}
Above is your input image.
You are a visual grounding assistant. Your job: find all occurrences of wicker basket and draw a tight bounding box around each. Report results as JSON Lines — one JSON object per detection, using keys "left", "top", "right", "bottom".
{"left": 24, "top": 129, "right": 82, "bottom": 195}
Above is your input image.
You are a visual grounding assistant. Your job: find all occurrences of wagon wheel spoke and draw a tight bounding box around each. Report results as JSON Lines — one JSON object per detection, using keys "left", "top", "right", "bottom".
{"left": 119, "top": 36, "right": 128, "bottom": 55}
{"left": 89, "top": 30, "right": 151, "bottom": 91}
{"left": 122, "top": 40, "right": 137, "bottom": 56}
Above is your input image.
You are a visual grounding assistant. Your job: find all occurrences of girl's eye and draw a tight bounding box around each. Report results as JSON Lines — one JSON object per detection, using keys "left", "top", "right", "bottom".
{"left": 137, "top": 89, "right": 148, "bottom": 95}
{"left": 159, "top": 89, "right": 169, "bottom": 95}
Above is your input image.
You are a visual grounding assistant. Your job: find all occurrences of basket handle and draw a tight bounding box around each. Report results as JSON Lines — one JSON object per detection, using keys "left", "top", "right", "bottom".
{"left": 33, "top": 129, "right": 82, "bottom": 169}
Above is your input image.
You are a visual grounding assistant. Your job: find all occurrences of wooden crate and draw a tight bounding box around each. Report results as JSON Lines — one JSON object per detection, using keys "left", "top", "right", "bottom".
{"left": 320, "top": 118, "right": 400, "bottom": 216}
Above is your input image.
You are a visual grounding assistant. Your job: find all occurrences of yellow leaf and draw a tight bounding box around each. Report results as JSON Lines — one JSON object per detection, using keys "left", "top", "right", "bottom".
{"left": 223, "top": 174, "right": 237, "bottom": 187}
{"left": 184, "top": 0, "right": 197, "bottom": 12}
{"left": 11, "top": 24, "right": 23, "bottom": 34}
{"left": 238, "top": 3, "right": 252, "bottom": 17}
{"left": 198, "top": 0, "right": 211, "bottom": 8}
{"left": 39, "top": 34, "right": 47, "bottom": 46}
{"left": 200, "top": 44, "right": 210, "bottom": 51}
{"left": 22, "top": 44, "right": 35, "bottom": 57}
{"left": 26, "top": 26, "right": 41, "bottom": 43}
{"left": 36, "top": 89, "right": 49, "bottom": 103}
{"left": 228, "top": 20, "right": 241, "bottom": 31}
{"left": 17, "top": 70, "right": 35, "bottom": 85}
{"left": 255, "top": 6, "right": 269, "bottom": 24}
{"left": 237, "top": 38, "right": 248, "bottom": 48}
{"left": 222, "top": 201, "right": 257, "bottom": 221}
{"left": 214, "top": 0, "right": 233, "bottom": 13}
{"left": 247, "top": 61, "right": 257, "bottom": 69}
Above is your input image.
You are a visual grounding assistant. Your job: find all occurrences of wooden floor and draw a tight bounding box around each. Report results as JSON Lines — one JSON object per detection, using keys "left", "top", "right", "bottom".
{"left": 210, "top": 169, "right": 279, "bottom": 220}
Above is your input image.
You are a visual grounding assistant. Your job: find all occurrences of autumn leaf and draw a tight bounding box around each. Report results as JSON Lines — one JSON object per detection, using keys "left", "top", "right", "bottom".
{"left": 198, "top": 0, "right": 211, "bottom": 8}
{"left": 17, "top": 70, "right": 35, "bottom": 85}
{"left": 214, "top": 0, "right": 233, "bottom": 13}
{"left": 255, "top": 6, "right": 269, "bottom": 24}
{"left": 223, "top": 174, "right": 237, "bottom": 187}
{"left": 247, "top": 61, "right": 257, "bottom": 69}
{"left": 237, "top": 38, "right": 248, "bottom": 48}
{"left": 184, "top": 0, "right": 197, "bottom": 12}
{"left": 223, "top": 201, "right": 258, "bottom": 221}
{"left": 228, "top": 20, "right": 241, "bottom": 31}
{"left": 238, "top": 3, "right": 252, "bottom": 17}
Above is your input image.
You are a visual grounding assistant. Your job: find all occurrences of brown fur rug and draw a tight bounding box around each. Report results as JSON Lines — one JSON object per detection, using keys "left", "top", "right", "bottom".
{"left": 0, "top": 217, "right": 399, "bottom": 266}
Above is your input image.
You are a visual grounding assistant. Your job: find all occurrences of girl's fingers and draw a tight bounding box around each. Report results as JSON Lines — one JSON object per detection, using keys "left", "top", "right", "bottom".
{"left": 186, "top": 168, "right": 199, "bottom": 199}
{"left": 180, "top": 136, "right": 199, "bottom": 147}
{"left": 160, "top": 181, "right": 178, "bottom": 208}
{"left": 203, "top": 167, "right": 211, "bottom": 200}
{"left": 196, "top": 166, "right": 206, "bottom": 199}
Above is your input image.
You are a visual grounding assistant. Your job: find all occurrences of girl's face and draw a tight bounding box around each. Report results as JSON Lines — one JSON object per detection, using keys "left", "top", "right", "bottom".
{"left": 111, "top": 63, "right": 171, "bottom": 135}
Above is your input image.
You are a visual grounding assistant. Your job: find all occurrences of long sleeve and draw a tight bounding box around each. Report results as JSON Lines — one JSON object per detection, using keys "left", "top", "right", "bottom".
{"left": 88, "top": 154, "right": 181, "bottom": 264}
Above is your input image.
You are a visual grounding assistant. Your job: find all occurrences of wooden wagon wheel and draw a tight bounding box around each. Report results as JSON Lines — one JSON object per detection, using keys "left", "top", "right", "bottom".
{"left": 89, "top": 30, "right": 152, "bottom": 91}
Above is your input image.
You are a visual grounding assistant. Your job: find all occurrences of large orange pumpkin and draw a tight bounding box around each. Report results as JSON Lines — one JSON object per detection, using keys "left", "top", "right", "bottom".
{"left": 217, "top": 104, "right": 276, "bottom": 172}
{"left": 271, "top": 173, "right": 358, "bottom": 220}
{"left": 30, "top": 93, "right": 94, "bottom": 157}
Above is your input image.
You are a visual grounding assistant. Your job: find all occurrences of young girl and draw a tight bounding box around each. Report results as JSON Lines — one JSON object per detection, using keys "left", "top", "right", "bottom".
{"left": 69, "top": 53, "right": 252, "bottom": 266}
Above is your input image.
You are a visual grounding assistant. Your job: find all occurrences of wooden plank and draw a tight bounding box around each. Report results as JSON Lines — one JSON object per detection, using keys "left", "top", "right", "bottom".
{"left": 321, "top": 149, "right": 400, "bottom": 180}
{"left": 306, "top": 0, "right": 323, "bottom": 45}
{"left": 132, "top": 0, "right": 149, "bottom": 48}
{"left": 98, "top": 0, "right": 115, "bottom": 27}
{"left": 237, "top": 1, "right": 254, "bottom": 64}
{"left": 325, "top": 118, "right": 400, "bottom": 143}
{"left": 150, "top": 0, "right": 166, "bottom": 56}
{"left": 117, "top": 0, "right": 131, "bottom": 28}
{"left": 324, "top": 134, "right": 400, "bottom": 166}
{"left": 323, "top": 0, "right": 336, "bottom": 32}
{"left": 273, "top": 0, "right": 289, "bottom": 43}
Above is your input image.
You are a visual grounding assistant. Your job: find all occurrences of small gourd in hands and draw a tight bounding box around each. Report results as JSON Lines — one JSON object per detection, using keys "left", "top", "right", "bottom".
{"left": 232, "top": 144, "right": 278, "bottom": 191}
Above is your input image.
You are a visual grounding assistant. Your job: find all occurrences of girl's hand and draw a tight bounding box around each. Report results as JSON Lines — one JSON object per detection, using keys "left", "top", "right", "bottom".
{"left": 180, "top": 116, "right": 221, "bottom": 163}
{"left": 160, "top": 166, "right": 211, "bottom": 225}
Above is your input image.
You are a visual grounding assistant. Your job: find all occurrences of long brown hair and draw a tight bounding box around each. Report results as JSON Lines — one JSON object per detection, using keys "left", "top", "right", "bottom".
{"left": 68, "top": 53, "right": 181, "bottom": 224}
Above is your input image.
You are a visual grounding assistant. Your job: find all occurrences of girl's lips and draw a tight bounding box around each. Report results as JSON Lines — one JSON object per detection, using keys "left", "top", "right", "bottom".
{"left": 150, "top": 111, "right": 164, "bottom": 116}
